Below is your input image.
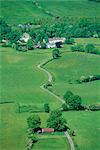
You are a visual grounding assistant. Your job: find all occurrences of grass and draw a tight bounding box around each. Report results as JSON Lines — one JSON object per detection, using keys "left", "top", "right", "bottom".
{"left": 0, "top": 47, "right": 61, "bottom": 109}
{"left": 0, "top": 0, "right": 50, "bottom": 25}
{"left": 0, "top": 103, "right": 28, "bottom": 150}
{"left": 0, "top": 47, "right": 62, "bottom": 150}
{"left": 1, "top": 0, "right": 100, "bottom": 25}
{"left": 33, "top": 134, "right": 69, "bottom": 150}
{"left": 46, "top": 49, "right": 100, "bottom": 105}
{"left": 0, "top": 37, "right": 100, "bottom": 150}
{"left": 39, "top": 0, "right": 100, "bottom": 18}
{"left": 63, "top": 111, "right": 100, "bottom": 150}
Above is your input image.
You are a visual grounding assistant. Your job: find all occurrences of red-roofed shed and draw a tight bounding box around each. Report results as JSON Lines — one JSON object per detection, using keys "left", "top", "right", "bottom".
{"left": 42, "top": 128, "right": 54, "bottom": 133}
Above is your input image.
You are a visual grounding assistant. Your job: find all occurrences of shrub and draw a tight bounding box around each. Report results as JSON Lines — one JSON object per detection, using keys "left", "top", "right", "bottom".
{"left": 52, "top": 49, "right": 60, "bottom": 59}
{"left": 71, "top": 44, "right": 84, "bottom": 52}
{"left": 44, "top": 103, "right": 50, "bottom": 113}
{"left": 89, "top": 105, "right": 100, "bottom": 111}
{"left": 62, "top": 103, "right": 69, "bottom": 111}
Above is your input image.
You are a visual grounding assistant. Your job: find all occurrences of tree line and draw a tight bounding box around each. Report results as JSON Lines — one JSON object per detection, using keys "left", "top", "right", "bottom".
{"left": 0, "top": 17, "right": 100, "bottom": 48}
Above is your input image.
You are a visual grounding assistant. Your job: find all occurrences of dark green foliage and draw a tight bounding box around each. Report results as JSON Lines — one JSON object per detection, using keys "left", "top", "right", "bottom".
{"left": 63, "top": 91, "right": 82, "bottom": 110}
{"left": 65, "top": 37, "right": 75, "bottom": 44}
{"left": 85, "top": 44, "right": 95, "bottom": 53}
{"left": 62, "top": 103, "right": 69, "bottom": 111}
{"left": 63, "top": 91, "right": 74, "bottom": 102}
{"left": 27, "top": 115, "right": 41, "bottom": 132}
{"left": 71, "top": 44, "right": 84, "bottom": 52}
{"left": 52, "top": 49, "right": 60, "bottom": 59}
{"left": 79, "top": 75, "right": 100, "bottom": 83}
{"left": 71, "top": 43, "right": 99, "bottom": 55}
{"left": 89, "top": 105, "right": 100, "bottom": 111}
{"left": 40, "top": 41, "right": 46, "bottom": 49}
{"left": 44, "top": 103, "right": 50, "bottom": 113}
{"left": 27, "top": 39, "right": 34, "bottom": 50}
{"left": 28, "top": 134, "right": 38, "bottom": 143}
{"left": 88, "top": 0, "right": 100, "bottom": 2}
{"left": 0, "top": 18, "right": 11, "bottom": 41}
{"left": 47, "top": 110, "right": 67, "bottom": 131}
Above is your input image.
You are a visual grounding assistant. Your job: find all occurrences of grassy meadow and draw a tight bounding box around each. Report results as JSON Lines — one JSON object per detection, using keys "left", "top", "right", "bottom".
{"left": 1, "top": 0, "right": 100, "bottom": 25}
{"left": 63, "top": 111, "right": 100, "bottom": 150}
{"left": 46, "top": 38, "right": 100, "bottom": 106}
{"left": 0, "top": 47, "right": 62, "bottom": 150}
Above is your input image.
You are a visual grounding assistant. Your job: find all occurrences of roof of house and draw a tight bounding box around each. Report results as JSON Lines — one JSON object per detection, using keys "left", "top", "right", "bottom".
{"left": 20, "top": 32, "right": 31, "bottom": 43}
{"left": 48, "top": 37, "right": 66, "bottom": 44}
{"left": 42, "top": 128, "right": 54, "bottom": 132}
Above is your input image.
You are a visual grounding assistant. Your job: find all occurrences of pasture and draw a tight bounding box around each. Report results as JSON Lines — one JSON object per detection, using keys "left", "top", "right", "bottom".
{"left": 0, "top": 37, "right": 100, "bottom": 150}
{"left": 63, "top": 111, "right": 100, "bottom": 150}
{"left": 0, "top": 47, "right": 62, "bottom": 150}
{"left": 46, "top": 51, "right": 100, "bottom": 105}
{"left": 1, "top": 0, "right": 100, "bottom": 25}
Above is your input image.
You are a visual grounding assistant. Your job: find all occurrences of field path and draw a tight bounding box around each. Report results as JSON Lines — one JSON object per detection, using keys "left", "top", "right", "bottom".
{"left": 64, "top": 131, "right": 75, "bottom": 150}
{"left": 37, "top": 59, "right": 75, "bottom": 150}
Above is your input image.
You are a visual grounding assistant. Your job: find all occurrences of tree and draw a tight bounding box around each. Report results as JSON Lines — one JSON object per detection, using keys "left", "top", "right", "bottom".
{"left": 52, "top": 49, "right": 60, "bottom": 59}
{"left": 72, "top": 95, "right": 82, "bottom": 110}
{"left": 63, "top": 91, "right": 82, "bottom": 110}
{"left": 71, "top": 44, "right": 84, "bottom": 52}
{"left": 65, "top": 37, "right": 74, "bottom": 44}
{"left": 63, "top": 91, "right": 74, "bottom": 102}
{"left": 40, "top": 41, "right": 46, "bottom": 49}
{"left": 44, "top": 103, "right": 50, "bottom": 113}
{"left": 27, "top": 39, "right": 34, "bottom": 50}
{"left": 62, "top": 103, "right": 69, "bottom": 111}
{"left": 27, "top": 115, "right": 41, "bottom": 132}
{"left": 85, "top": 44, "right": 95, "bottom": 53}
{"left": 47, "top": 110, "right": 67, "bottom": 131}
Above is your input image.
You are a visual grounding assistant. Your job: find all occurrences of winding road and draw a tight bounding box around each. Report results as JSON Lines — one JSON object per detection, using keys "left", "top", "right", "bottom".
{"left": 37, "top": 59, "right": 75, "bottom": 150}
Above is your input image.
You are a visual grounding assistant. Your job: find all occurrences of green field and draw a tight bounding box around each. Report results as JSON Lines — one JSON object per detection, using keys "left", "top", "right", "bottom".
{"left": 0, "top": 0, "right": 50, "bottom": 25}
{"left": 39, "top": 0, "right": 100, "bottom": 18}
{"left": 0, "top": 38, "right": 100, "bottom": 150}
{"left": 33, "top": 132, "right": 69, "bottom": 150}
{"left": 63, "top": 111, "right": 100, "bottom": 150}
{"left": 0, "top": 47, "right": 62, "bottom": 150}
{"left": 1, "top": 0, "right": 100, "bottom": 25}
{"left": 45, "top": 38, "right": 100, "bottom": 106}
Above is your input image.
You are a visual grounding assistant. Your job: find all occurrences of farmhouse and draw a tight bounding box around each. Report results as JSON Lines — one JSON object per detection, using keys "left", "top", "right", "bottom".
{"left": 46, "top": 37, "right": 66, "bottom": 48}
{"left": 20, "top": 32, "right": 31, "bottom": 43}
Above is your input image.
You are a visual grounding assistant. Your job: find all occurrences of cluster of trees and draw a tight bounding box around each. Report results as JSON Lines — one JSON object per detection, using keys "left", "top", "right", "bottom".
{"left": 1, "top": 17, "right": 100, "bottom": 48}
{"left": 62, "top": 91, "right": 84, "bottom": 111}
{"left": 78, "top": 75, "right": 100, "bottom": 83}
{"left": 27, "top": 110, "right": 67, "bottom": 133}
{"left": 71, "top": 44, "right": 100, "bottom": 55}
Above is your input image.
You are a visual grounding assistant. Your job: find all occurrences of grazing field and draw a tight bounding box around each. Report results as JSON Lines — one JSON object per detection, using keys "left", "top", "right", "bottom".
{"left": 0, "top": 0, "right": 50, "bottom": 25}
{"left": 1, "top": 0, "right": 100, "bottom": 25}
{"left": 0, "top": 47, "right": 62, "bottom": 150}
{"left": 0, "top": 47, "right": 61, "bottom": 109}
{"left": 39, "top": 0, "right": 100, "bottom": 18}
{"left": 63, "top": 111, "right": 100, "bottom": 150}
{"left": 0, "top": 103, "right": 28, "bottom": 150}
{"left": 46, "top": 51, "right": 100, "bottom": 105}
{"left": 0, "top": 37, "right": 100, "bottom": 150}
{"left": 33, "top": 132, "right": 69, "bottom": 150}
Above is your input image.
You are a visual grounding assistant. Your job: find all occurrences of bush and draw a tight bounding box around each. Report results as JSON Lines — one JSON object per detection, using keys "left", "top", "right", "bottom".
{"left": 44, "top": 103, "right": 50, "bottom": 113}
{"left": 85, "top": 44, "right": 95, "bottom": 53}
{"left": 89, "top": 105, "right": 100, "bottom": 111}
{"left": 71, "top": 44, "right": 84, "bottom": 52}
{"left": 62, "top": 103, "right": 69, "bottom": 111}
{"left": 65, "top": 37, "right": 75, "bottom": 44}
{"left": 52, "top": 49, "right": 60, "bottom": 59}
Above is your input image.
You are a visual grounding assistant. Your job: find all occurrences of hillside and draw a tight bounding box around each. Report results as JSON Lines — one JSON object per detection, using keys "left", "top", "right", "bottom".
{"left": 1, "top": 0, "right": 100, "bottom": 25}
